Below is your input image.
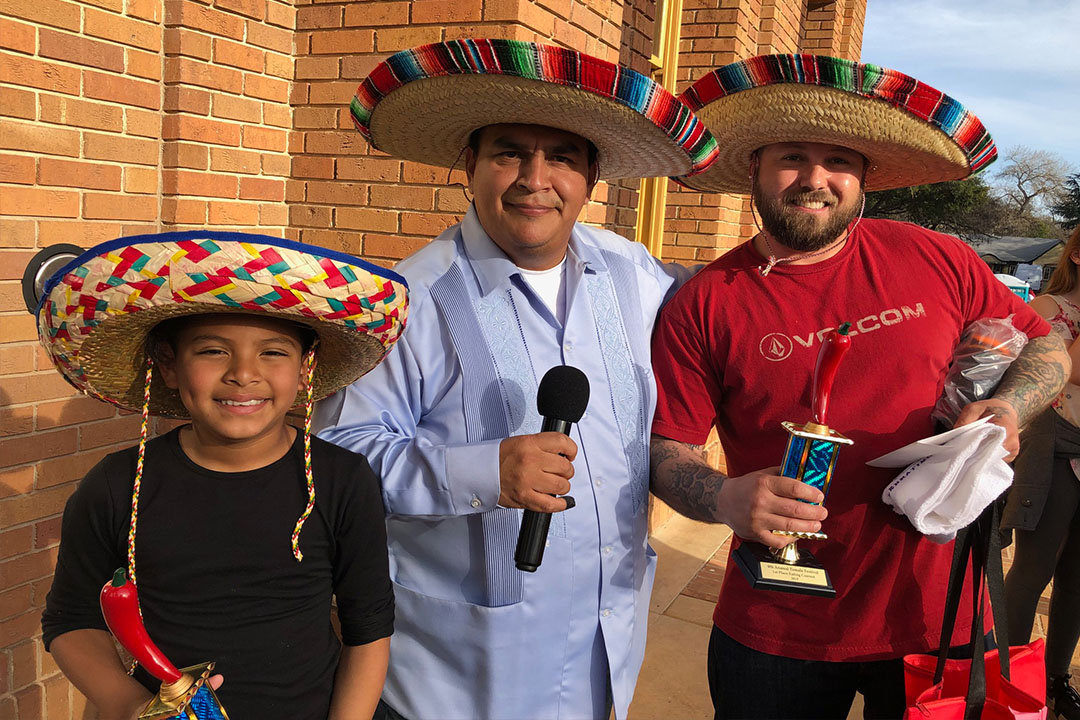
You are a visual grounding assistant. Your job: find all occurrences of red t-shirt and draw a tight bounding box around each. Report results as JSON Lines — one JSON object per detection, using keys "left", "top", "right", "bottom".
{"left": 651, "top": 218, "right": 1050, "bottom": 662}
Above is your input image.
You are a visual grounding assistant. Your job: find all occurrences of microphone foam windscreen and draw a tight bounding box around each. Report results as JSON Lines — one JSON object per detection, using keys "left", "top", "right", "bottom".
{"left": 536, "top": 365, "right": 590, "bottom": 422}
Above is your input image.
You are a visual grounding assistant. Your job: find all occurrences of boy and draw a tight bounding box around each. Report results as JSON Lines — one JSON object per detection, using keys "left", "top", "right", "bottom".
{"left": 34, "top": 230, "right": 408, "bottom": 719}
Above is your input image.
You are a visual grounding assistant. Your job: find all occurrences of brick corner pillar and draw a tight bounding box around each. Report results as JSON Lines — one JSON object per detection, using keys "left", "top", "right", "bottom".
{"left": 802, "top": 0, "right": 866, "bottom": 61}
{"left": 161, "top": 0, "right": 296, "bottom": 236}
{"left": 290, "top": 0, "right": 653, "bottom": 265}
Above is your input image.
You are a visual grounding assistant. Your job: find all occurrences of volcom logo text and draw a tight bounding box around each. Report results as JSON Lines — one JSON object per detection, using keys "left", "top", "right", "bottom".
{"left": 759, "top": 304, "right": 926, "bottom": 360}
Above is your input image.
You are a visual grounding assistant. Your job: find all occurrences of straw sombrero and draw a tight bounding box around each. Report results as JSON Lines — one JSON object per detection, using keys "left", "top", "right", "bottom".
{"left": 37, "top": 230, "right": 409, "bottom": 418}
{"left": 674, "top": 53, "right": 997, "bottom": 193}
{"left": 350, "top": 38, "right": 719, "bottom": 180}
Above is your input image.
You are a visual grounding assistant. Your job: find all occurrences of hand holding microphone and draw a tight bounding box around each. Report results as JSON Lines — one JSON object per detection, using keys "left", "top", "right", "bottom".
{"left": 510, "top": 365, "right": 590, "bottom": 572}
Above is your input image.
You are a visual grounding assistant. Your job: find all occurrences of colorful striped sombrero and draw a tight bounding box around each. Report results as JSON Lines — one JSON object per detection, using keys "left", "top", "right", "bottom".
{"left": 351, "top": 38, "right": 719, "bottom": 180}
{"left": 674, "top": 53, "right": 997, "bottom": 193}
{"left": 36, "top": 230, "right": 409, "bottom": 418}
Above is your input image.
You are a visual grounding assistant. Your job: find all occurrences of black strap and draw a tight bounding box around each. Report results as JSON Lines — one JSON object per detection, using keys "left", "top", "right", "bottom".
{"left": 985, "top": 499, "right": 1010, "bottom": 680}
{"left": 934, "top": 523, "right": 974, "bottom": 683}
{"left": 931, "top": 499, "right": 1012, "bottom": 718}
{"left": 965, "top": 517, "right": 988, "bottom": 719}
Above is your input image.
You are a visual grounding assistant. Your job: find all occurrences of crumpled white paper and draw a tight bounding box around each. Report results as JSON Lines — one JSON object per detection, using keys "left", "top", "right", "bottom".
{"left": 867, "top": 417, "right": 1012, "bottom": 543}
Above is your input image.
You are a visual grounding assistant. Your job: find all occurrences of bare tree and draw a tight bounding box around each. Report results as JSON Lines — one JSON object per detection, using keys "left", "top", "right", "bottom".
{"left": 993, "top": 145, "right": 1073, "bottom": 215}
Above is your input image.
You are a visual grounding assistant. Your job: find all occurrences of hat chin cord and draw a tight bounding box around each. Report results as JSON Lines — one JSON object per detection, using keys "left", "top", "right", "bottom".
{"left": 291, "top": 348, "right": 318, "bottom": 563}
{"left": 450, "top": 144, "right": 473, "bottom": 204}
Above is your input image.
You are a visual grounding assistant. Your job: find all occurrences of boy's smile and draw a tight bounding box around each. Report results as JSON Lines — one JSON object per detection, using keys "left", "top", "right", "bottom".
{"left": 157, "top": 314, "right": 309, "bottom": 471}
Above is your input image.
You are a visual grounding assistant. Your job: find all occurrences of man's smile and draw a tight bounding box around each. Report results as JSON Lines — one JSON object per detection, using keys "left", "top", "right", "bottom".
{"left": 787, "top": 192, "right": 837, "bottom": 212}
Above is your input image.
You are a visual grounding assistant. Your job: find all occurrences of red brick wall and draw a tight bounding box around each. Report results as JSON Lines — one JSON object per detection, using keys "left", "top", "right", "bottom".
{"left": 0, "top": 1, "right": 866, "bottom": 714}
{"left": 2, "top": 0, "right": 164, "bottom": 713}
{"left": 662, "top": 0, "right": 761, "bottom": 267}
{"left": 0, "top": 0, "right": 296, "bottom": 714}
{"left": 160, "top": 0, "right": 295, "bottom": 232}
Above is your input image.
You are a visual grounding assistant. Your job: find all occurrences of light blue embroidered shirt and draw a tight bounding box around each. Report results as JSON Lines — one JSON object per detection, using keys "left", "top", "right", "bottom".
{"left": 318, "top": 206, "right": 687, "bottom": 720}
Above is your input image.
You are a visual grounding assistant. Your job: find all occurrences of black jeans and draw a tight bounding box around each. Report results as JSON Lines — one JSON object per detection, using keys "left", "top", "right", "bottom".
{"left": 707, "top": 625, "right": 994, "bottom": 720}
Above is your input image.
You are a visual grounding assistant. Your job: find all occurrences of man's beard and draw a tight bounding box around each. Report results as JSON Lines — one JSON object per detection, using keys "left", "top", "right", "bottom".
{"left": 753, "top": 185, "right": 863, "bottom": 253}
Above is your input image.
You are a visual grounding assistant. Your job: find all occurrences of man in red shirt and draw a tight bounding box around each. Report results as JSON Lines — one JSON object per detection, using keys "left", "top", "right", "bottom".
{"left": 649, "top": 53, "right": 1070, "bottom": 718}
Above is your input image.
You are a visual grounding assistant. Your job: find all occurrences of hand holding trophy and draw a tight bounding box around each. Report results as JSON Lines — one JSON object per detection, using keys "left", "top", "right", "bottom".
{"left": 733, "top": 323, "right": 854, "bottom": 598}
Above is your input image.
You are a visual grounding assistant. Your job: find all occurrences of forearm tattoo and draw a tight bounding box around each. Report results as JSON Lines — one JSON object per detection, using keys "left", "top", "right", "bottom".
{"left": 649, "top": 435, "right": 726, "bottom": 524}
{"left": 993, "top": 333, "right": 1069, "bottom": 425}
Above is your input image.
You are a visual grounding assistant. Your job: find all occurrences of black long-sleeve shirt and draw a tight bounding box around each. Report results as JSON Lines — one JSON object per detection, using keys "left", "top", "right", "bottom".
{"left": 42, "top": 427, "right": 393, "bottom": 719}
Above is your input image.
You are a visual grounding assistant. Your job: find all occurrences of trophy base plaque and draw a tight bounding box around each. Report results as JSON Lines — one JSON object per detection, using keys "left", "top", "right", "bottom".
{"left": 733, "top": 539, "right": 836, "bottom": 598}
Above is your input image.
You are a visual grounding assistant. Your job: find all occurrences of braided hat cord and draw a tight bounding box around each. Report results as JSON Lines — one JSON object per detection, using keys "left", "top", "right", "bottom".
{"left": 127, "top": 359, "right": 153, "bottom": 585}
{"left": 291, "top": 349, "right": 318, "bottom": 562}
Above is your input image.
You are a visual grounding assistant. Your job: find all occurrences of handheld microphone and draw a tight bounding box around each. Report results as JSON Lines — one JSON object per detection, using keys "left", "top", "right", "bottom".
{"left": 515, "top": 365, "right": 590, "bottom": 573}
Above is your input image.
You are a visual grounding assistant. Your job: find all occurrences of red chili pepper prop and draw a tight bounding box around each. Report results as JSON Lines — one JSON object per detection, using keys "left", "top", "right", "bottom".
{"left": 811, "top": 322, "right": 852, "bottom": 427}
{"left": 99, "top": 568, "right": 183, "bottom": 684}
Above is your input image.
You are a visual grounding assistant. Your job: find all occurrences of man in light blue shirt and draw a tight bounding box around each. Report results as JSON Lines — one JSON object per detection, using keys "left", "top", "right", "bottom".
{"left": 318, "top": 39, "right": 718, "bottom": 720}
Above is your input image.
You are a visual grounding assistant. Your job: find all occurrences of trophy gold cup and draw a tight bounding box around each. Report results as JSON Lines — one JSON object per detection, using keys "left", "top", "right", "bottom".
{"left": 733, "top": 323, "right": 854, "bottom": 598}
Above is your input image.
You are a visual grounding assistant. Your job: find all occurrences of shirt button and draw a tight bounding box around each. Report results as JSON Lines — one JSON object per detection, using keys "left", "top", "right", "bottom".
{"left": 594, "top": 478, "right": 604, "bottom": 488}
{"left": 603, "top": 546, "right": 613, "bottom": 555}
{"left": 470, "top": 496, "right": 481, "bottom": 508}
{"left": 602, "top": 608, "right": 612, "bottom": 618}
{"left": 564, "top": 341, "right": 573, "bottom": 352}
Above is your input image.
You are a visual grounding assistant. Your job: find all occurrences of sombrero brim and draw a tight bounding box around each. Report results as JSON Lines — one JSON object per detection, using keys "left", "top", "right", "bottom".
{"left": 38, "top": 231, "right": 408, "bottom": 418}
{"left": 674, "top": 54, "right": 997, "bottom": 193}
{"left": 351, "top": 39, "right": 719, "bottom": 181}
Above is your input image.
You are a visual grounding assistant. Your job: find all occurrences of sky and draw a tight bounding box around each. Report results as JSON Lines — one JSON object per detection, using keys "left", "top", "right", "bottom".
{"left": 861, "top": 0, "right": 1080, "bottom": 175}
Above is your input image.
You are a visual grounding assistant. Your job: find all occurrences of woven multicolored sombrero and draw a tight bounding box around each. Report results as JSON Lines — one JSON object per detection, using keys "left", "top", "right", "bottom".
{"left": 37, "top": 230, "right": 408, "bottom": 419}
{"left": 34, "top": 230, "right": 408, "bottom": 566}
{"left": 351, "top": 38, "right": 719, "bottom": 180}
{"left": 674, "top": 53, "right": 997, "bottom": 193}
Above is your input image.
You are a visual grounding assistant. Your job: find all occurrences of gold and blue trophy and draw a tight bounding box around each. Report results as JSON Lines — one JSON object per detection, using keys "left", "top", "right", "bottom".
{"left": 733, "top": 323, "right": 853, "bottom": 598}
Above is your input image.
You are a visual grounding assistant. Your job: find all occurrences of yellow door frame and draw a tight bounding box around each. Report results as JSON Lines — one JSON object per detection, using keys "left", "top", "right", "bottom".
{"left": 635, "top": 0, "right": 684, "bottom": 260}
